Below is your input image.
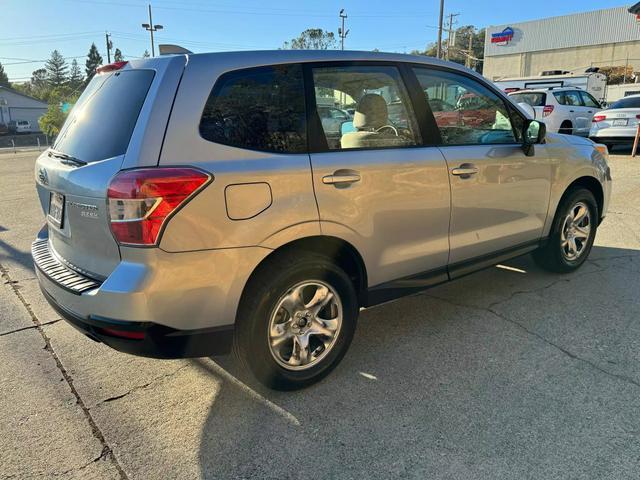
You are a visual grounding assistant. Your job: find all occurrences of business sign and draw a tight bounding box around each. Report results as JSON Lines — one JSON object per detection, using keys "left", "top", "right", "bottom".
{"left": 491, "top": 27, "right": 515, "bottom": 46}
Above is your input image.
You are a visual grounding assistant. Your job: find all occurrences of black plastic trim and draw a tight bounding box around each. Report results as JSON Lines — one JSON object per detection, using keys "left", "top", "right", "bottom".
{"left": 40, "top": 286, "right": 234, "bottom": 358}
{"left": 365, "top": 239, "right": 544, "bottom": 307}
{"left": 447, "top": 239, "right": 541, "bottom": 280}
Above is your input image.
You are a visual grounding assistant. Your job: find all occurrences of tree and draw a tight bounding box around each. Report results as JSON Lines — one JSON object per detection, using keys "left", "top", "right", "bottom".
{"left": 68, "top": 59, "right": 84, "bottom": 91}
{"left": 39, "top": 103, "right": 67, "bottom": 136}
{"left": 45, "top": 50, "right": 69, "bottom": 88}
{"left": 142, "top": 49, "right": 150, "bottom": 58}
{"left": 39, "top": 86, "right": 81, "bottom": 136}
{"left": 283, "top": 29, "right": 337, "bottom": 50}
{"left": 30, "top": 68, "right": 49, "bottom": 99}
{"left": 0, "top": 62, "right": 9, "bottom": 88}
{"left": 412, "top": 25, "right": 485, "bottom": 73}
{"left": 85, "top": 43, "right": 103, "bottom": 82}
{"left": 599, "top": 65, "right": 634, "bottom": 85}
{"left": 114, "top": 48, "right": 124, "bottom": 62}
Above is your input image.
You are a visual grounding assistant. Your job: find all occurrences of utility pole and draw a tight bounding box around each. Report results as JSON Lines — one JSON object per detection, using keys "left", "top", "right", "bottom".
{"left": 436, "top": 0, "right": 445, "bottom": 59}
{"left": 105, "top": 32, "right": 112, "bottom": 63}
{"left": 445, "top": 13, "right": 460, "bottom": 61}
{"left": 141, "top": 4, "right": 163, "bottom": 57}
{"left": 466, "top": 31, "right": 474, "bottom": 69}
{"left": 339, "top": 9, "right": 349, "bottom": 50}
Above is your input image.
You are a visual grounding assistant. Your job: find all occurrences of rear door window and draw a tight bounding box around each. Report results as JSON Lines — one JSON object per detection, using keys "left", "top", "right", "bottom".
{"left": 310, "top": 64, "right": 420, "bottom": 150}
{"left": 199, "top": 64, "right": 306, "bottom": 153}
{"left": 54, "top": 69, "right": 155, "bottom": 163}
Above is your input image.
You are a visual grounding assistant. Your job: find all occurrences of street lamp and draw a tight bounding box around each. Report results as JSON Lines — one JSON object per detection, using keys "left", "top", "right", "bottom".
{"left": 141, "top": 4, "right": 163, "bottom": 57}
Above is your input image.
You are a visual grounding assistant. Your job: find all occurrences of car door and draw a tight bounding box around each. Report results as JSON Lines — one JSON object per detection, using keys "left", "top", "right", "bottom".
{"left": 307, "top": 62, "right": 451, "bottom": 295}
{"left": 579, "top": 91, "right": 602, "bottom": 127}
{"left": 411, "top": 66, "right": 552, "bottom": 273}
{"left": 564, "top": 90, "right": 589, "bottom": 134}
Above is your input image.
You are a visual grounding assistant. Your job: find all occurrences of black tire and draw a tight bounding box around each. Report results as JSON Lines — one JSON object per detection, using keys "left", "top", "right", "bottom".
{"left": 533, "top": 187, "right": 598, "bottom": 273}
{"left": 558, "top": 121, "right": 573, "bottom": 135}
{"left": 233, "top": 251, "right": 359, "bottom": 390}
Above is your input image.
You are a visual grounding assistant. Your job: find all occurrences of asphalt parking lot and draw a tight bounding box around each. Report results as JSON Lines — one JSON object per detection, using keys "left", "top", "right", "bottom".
{"left": 1, "top": 150, "right": 639, "bottom": 479}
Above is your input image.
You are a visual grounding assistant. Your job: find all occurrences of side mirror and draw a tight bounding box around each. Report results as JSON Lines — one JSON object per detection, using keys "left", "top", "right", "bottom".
{"left": 522, "top": 119, "right": 546, "bottom": 157}
{"left": 340, "top": 120, "right": 356, "bottom": 135}
{"left": 518, "top": 102, "right": 536, "bottom": 119}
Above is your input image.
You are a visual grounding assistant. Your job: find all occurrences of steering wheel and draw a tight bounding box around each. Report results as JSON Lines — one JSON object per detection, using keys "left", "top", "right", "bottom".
{"left": 376, "top": 125, "right": 399, "bottom": 136}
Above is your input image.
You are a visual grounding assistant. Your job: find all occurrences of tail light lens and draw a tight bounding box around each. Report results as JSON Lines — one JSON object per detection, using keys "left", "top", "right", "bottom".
{"left": 542, "top": 105, "right": 554, "bottom": 117}
{"left": 592, "top": 115, "right": 606, "bottom": 123}
{"left": 107, "top": 168, "right": 211, "bottom": 246}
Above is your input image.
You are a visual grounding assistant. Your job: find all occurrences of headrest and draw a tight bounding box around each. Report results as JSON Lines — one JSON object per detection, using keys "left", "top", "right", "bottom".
{"left": 353, "top": 94, "right": 388, "bottom": 130}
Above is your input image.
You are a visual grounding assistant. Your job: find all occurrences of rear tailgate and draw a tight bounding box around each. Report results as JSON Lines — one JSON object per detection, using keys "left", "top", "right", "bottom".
{"left": 34, "top": 55, "right": 186, "bottom": 280}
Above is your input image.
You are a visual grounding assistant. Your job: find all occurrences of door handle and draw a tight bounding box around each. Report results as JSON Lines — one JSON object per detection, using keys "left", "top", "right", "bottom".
{"left": 323, "top": 170, "right": 361, "bottom": 186}
{"left": 451, "top": 164, "right": 479, "bottom": 179}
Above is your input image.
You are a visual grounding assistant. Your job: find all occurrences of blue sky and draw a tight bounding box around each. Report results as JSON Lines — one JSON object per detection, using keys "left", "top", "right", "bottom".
{"left": 1, "top": 0, "right": 631, "bottom": 82}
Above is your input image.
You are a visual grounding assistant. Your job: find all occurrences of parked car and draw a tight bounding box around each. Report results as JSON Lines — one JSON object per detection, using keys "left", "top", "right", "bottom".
{"left": 32, "top": 51, "right": 611, "bottom": 390}
{"left": 0, "top": 123, "right": 8, "bottom": 136}
{"left": 589, "top": 94, "right": 640, "bottom": 149}
{"left": 8, "top": 120, "right": 32, "bottom": 134}
{"left": 509, "top": 87, "right": 602, "bottom": 136}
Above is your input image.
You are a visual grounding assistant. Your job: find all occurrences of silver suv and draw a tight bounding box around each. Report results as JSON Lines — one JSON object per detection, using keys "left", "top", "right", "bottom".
{"left": 32, "top": 51, "right": 611, "bottom": 390}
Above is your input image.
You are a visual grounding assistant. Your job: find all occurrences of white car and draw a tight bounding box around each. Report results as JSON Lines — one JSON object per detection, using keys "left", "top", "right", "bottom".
{"left": 509, "top": 88, "right": 602, "bottom": 136}
{"left": 7, "top": 120, "right": 32, "bottom": 134}
{"left": 589, "top": 94, "right": 640, "bottom": 149}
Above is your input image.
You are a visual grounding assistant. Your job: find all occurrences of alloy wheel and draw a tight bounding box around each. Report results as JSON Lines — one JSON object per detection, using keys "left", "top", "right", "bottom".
{"left": 560, "top": 201, "right": 592, "bottom": 261}
{"left": 268, "top": 281, "right": 343, "bottom": 371}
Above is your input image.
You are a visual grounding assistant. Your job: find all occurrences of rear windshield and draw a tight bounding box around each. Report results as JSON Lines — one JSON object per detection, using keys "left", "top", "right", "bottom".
{"left": 510, "top": 92, "right": 546, "bottom": 107}
{"left": 609, "top": 97, "right": 640, "bottom": 109}
{"left": 54, "top": 69, "right": 155, "bottom": 163}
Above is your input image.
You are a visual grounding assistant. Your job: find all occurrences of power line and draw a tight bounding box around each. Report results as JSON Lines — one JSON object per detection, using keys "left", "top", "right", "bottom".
{"left": 2, "top": 55, "right": 86, "bottom": 66}
{"left": 0, "top": 30, "right": 102, "bottom": 42}
{"left": 61, "top": 0, "right": 437, "bottom": 18}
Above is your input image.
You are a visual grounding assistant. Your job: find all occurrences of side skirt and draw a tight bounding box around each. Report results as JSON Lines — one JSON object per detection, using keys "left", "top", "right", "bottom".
{"left": 364, "top": 239, "right": 543, "bottom": 308}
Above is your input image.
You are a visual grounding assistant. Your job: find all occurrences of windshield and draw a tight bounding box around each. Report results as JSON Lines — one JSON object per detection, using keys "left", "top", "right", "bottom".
{"left": 510, "top": 92, "right": 547, "bottom": 107}
{"left": 53, "top": 69, "right": 155, "bottom": 163}
{"left": 609, "top": 97, "right": 640, "bottom": 109}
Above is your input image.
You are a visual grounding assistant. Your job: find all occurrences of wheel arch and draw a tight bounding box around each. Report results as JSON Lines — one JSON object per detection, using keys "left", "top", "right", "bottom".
{"left": 244, "top": 235, "right": 369, "bottom": 306}
{"left": 564, "top": 176, "right": 604, "bottom": 220}
{"left": 559, "top": 119, "right": 573, "bottom": 133}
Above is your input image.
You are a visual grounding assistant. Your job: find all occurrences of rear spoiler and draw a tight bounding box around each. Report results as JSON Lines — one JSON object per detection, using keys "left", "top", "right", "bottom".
{"left": 158, "top": 44, "right": 193, "bottom": 55}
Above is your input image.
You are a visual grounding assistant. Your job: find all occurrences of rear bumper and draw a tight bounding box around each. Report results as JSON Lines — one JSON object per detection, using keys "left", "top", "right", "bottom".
{"left": 33, "top": 226, "right": 271, "bottom": 358}
{"left": 40, "top": 285, "right": 234, "bottom": 358}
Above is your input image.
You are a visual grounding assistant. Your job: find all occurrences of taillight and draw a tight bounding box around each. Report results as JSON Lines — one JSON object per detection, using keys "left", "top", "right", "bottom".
{"left": 592, "top": 115, "right": 606, "bottom": 123}
{"left": 542, "top": 105, "right": 554, "bottom": 117}
{"left": 96, "top": 61, "right": 128, "bottom": 74}
{"left": 107, "top": 168, "right": 211, "bottom": 246}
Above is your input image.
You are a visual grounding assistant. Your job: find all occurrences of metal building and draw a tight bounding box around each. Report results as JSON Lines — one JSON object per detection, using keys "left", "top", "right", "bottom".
{"left": 0, "top": 86, "right": 47, "bottom": 132}
{"left": 484, "top": 6, "right": 640, "bottom": 80}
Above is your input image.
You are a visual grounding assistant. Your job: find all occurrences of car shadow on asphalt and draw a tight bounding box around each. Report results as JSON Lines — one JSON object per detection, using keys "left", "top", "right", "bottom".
{"left": 0, "top": 237, "right": 34, "bottom": 274}
{"left": 193, "top": 246, "right": 640, "bottom": 478}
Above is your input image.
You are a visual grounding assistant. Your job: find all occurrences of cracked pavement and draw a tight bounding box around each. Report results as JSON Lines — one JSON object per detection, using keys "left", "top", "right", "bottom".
{"left": 1, "top": 151, "right": 640, "bottom": 479}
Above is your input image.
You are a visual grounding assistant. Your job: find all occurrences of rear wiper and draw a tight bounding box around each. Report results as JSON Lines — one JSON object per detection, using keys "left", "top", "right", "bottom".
{"left": 48, "top": 149, "right": 87, "bottom": 167}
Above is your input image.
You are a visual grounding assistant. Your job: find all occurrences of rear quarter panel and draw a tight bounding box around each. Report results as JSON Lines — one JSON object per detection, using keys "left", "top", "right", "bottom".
{"left": 158, "top": 54, "right": 320, "bottom": 252}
